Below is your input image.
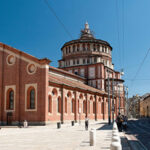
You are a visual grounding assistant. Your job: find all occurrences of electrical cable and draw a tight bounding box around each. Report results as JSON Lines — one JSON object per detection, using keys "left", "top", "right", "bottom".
{"left": 129, "top": 48, "right": 150, "bottom": 93}
{"left": 44, "top": 0, "right": 73, "bottom": 39}
{"left": 122, "top": 0, "right": 125, "bottom": 70}
{"left": 116, "top": 0, "right": 122, "bottom": 69}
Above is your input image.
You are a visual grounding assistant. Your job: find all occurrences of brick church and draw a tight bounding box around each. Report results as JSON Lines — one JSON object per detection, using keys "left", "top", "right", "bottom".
{"left": 0, "top": 23, "right": 124, "bottom": 125}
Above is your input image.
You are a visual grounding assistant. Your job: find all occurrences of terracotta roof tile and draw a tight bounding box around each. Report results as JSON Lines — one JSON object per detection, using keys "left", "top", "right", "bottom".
{"left": 49, "top": 73, "right": 106, "bottom": 95}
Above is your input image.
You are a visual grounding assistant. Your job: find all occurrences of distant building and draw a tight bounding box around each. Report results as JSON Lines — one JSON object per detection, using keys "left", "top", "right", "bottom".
{"left": 128, "top": 93, "right": 150, "bottom": 118}
{"left": 140, "top": 94, "right": 150, "bottom": 117}
{"left": 128, "top": 95, "right": 140, "bottom": 118}
{"left": 0, "top": 23, "right": 125, "bottom": 125}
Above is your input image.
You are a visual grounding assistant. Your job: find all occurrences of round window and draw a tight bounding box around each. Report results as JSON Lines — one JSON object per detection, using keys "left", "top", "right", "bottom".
{"left": 27, "top": 64, "right": 36, "bottom": 74}
{"left": 7, "top": 55, "right": 15, "bottom": 65}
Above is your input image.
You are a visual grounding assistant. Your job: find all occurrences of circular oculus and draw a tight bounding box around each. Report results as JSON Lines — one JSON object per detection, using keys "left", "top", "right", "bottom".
{"left": 7, "top": 55, "right": 15, "bottom": 65}
{"left": 28, "top": 64, "right": 36, "bottom": 74}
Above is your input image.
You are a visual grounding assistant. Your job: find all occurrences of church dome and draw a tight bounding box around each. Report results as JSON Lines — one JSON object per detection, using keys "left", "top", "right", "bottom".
{"left": 59, "top": 22, "right": 113, "bottom": 70}
{"left": 61, "top": 22, "right": 112, "bottom": 50}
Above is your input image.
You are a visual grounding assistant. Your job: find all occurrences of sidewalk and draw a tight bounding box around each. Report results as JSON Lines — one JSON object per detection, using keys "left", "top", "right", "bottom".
{"left": 0, "top": 120, "right": 129, "bottom": 150}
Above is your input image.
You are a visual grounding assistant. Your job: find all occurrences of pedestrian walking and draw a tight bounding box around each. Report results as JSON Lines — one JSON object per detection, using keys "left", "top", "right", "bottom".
{"left": 85, "top": 117, "right": 89, "bottom": 130}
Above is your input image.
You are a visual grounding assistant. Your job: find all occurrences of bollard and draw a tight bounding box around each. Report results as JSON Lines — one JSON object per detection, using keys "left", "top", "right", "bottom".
{"left": 23, "top": 120, "right": 28, "bottom": 128}
{"left": 89, "top": 129, "right": 96, "bottom": 146}
{"left": 113, "top": 123, "right": 118, "bottom": 131}
{"left": 57, "top": 122, "right": 61, "bottom": 129}
{"left": 112, "top": 132, "right": 119, "bottom": 137}
{"left": 110, "top": 141, "right": 122, "bottom": 150}
{"left": 112, "top": 130, "right": 119, "bottom": 135}
{"left": 112, "top": 130, "right": 120, "bottom": 136}
{"left": 71, "top": 121, "right": 74, "bottom": 126}
{"left": 91, "top": 128, "right": 96, "bottom": 136}
{"left": 112, "top": 136, "right": 121, "bottom": 143}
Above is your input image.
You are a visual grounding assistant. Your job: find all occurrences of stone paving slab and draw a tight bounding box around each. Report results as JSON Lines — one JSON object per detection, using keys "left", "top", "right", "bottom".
{"left": 0, "top": 121, "right": 114, "bottom": 150}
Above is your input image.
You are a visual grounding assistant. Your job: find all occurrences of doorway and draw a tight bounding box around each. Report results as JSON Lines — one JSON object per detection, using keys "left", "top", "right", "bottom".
{"left": 7, "top": 112, "right": 12, "bottom": 125}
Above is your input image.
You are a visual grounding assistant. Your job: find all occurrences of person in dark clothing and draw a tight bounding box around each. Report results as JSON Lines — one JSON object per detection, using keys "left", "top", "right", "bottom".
{"left": 85, "top": 117, "right": 89, "bottom": 130}
{"left": 122, "top": 115, "right": 128, "bottom": 130}
{"left": 116, "top": 113, "right": 123, "bottom": 132}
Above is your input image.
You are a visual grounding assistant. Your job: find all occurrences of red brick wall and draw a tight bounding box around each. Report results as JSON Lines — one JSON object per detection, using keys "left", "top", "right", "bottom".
{"left": 0, "top": 48, "right": 47, "bottom": 125}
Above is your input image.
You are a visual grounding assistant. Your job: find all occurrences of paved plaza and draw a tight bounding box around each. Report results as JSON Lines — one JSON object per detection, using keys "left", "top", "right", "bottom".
{"left": 0, "top": 121, "right": 114, "bottom": 150}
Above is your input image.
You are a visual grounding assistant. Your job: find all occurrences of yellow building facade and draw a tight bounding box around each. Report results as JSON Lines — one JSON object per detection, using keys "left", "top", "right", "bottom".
{"left": 140, "top": 95, "right": 150, "bottom": 117}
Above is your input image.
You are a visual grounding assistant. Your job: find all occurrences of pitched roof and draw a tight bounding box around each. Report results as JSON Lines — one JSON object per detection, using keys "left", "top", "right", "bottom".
{"left": 49, "top": 73, "right": 106, "bottom": 95}
{"left": 49, "top": 66, "right": 85, "bottom": 82}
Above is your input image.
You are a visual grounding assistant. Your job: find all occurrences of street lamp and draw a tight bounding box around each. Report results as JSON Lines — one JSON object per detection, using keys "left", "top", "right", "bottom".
{"left": 117, "top": 70, "right": 124, "bottom": 114}
{"left": 107, "top": 70, "right": 111, "bottom": 125}
{"left": 124, "top": 86, "right": 128, "bottom": 116}
{"left": 112, "top": 77, "right": 115, "bottom": 123}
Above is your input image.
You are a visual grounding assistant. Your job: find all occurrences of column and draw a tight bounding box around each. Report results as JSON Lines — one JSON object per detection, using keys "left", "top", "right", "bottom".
{"left": 61, "top": 86, "right": 65, "bottom": 124}
{"left": 95, "top": 95, "right": 98, "bottom": 121}
{"left": 74, "top": 91, "right": 78, "bottom": 122}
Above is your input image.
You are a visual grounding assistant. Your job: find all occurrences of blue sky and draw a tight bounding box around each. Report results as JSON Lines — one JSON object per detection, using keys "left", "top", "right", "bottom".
{"left": 1, "top": 0, "right": 150, "bottom": 97}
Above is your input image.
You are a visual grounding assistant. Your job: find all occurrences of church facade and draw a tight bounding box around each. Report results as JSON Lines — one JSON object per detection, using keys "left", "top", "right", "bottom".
{"left": 0, "top": 23, "right": 124, "bottom": 125}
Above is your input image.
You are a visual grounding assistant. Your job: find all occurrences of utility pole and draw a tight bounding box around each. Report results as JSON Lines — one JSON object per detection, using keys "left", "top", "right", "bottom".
{"left": 112, "top": 77, "right": 114, "bottom": 123}
{"left": 126, "top": 87, "right": 128, "bottom": 117}
{"left": 108, "top": 70, "right": 111, "bottom": 125}
{"left": 118, "top": 85, "right": 120, "bottom": 113}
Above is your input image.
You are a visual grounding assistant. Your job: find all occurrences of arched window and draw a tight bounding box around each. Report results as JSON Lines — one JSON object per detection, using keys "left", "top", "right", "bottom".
{"left": 94, "top": 57, "right": 97, "bottom": 63}
{"left": 27, "top": 87, "right": 35, "bottom": 109}
{"left": 93, "top": 44, "right": 96, "bottom": 51}
{"left": 101, "top": 102, "right": 104, "bottom": 114}
{"left": 88, "top": 101, "right": 90, "bottom": 113}
{"left": 7, "top": 89, "right": 14, "bottom": 110}
{"left": 83, "top": 100, "right": 86, "bottom": 113}
{"left": 58, "top": 97, "right": 61, "bottom": 113}
{"left": 77, "top": 44, "right": 79, "bottom": 51}
{"left": 68, "top": 46, "right": 70, "bottom": 53}
{"left": 83, "top": 43, "right": 86, "bottom": 51}
{"left": 78, "top": 100, "right": 80, "bottom": 113}
{"left": 30, "top": 89, "right": 35, "bottom": 109}
{"left": 73, "top": 45, "right": 75, "bottom": 52}
{"left": 73, "top": 59, "right": 75, "bottom": 65}
{"left": 48, "top": 95, "right": 52, "bottom": 113}
{"left": 71, "top": 99, "right": 75, "bottom": 113}
{"left": 52, "top": 88, "right": 57, "bottom": 96}
{"left": 102, "top": 46, "right": 104, "bottom": 52}
{"left": 65, "top": 98, "right": 67, "bottom": 113}
{"left": 87, "top": 44, "right": 90, "bottom": 51}
{"left": 83, "top": 59, "right": 86, "bottom": 64}
{"left": 66, "top": 47, "right": 68, "bottom": 54}
{"left": 97, "top": 45, "right": 100, "bottom": 51}
{"left": 93, "top": 101, "right": 96, "bottom": 114}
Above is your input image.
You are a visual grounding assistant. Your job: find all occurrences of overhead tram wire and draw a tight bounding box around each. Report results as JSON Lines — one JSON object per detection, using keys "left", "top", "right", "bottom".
{"left": 125, "top": 78, "right": 150, "bottom": 81}
{"left": 122, "top": 0, "right": 125, "bottom": 70}
{"left": 44, "top": 0, "right": 73, "bottom": 39}
{"left": 115, "top": 0, "right": 122, "bottom": 69}
{"left": 130, "top": 48, "right": 150, "bottom": 88}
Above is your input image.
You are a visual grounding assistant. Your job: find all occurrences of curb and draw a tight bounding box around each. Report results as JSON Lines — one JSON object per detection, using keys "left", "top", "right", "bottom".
{"left": 124, "top": 133, "right": 148, "bottom": 150}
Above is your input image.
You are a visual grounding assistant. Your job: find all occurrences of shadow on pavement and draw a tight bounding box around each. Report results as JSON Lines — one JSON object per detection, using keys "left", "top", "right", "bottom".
{"left": 123, "top": 118, "right": 150, "bottom": 150}
{"left": 95, "top": 122, "right": 108, "bottom": 125}
{"left": 96, "top": 124, "right": 112, "bottom": 130}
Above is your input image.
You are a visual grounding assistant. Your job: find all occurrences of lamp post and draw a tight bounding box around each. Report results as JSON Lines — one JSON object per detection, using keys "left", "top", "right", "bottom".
{"left": 124, "top": 86, "right": 128, "bottom": 116}
{"left": 107, "top": 70, "right": 111, "bottom": 125}
{"left": 112, "top": 77, "right": 114, "bottom": 123}
{"left": 117, "top": 70, "right": 124, "bottom": 114}
{"left": 118, "top": 85, "right": 120, "bottom": 113}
